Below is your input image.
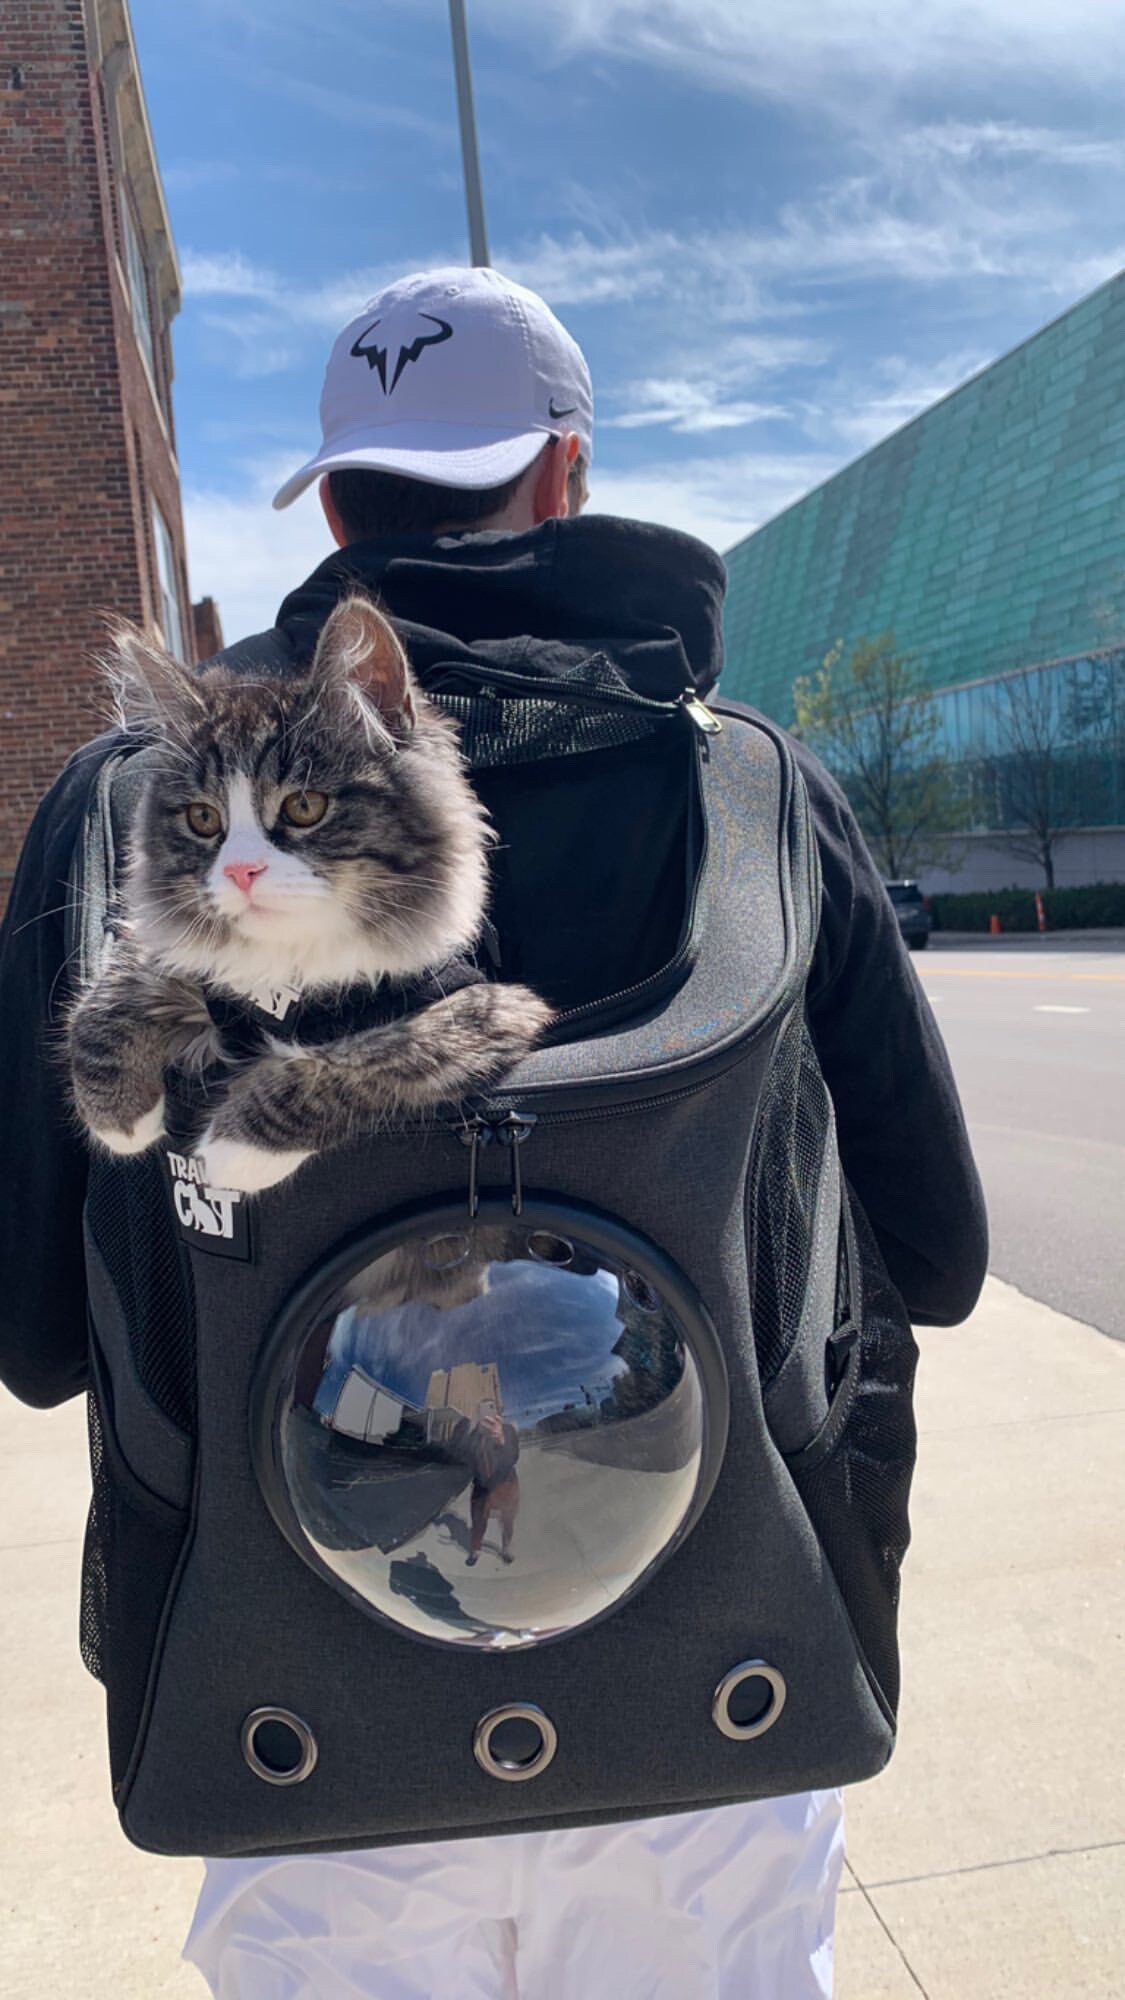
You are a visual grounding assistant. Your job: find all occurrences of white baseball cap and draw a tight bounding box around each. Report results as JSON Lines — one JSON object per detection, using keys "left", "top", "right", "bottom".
{"left": 272, "top": 266, "right": 593, "bottom": 510}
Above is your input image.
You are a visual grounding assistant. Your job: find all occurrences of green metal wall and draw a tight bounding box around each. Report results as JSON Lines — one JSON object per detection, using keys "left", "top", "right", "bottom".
{"left": 720, "top": 272, "right": 1125, "bottom": 726}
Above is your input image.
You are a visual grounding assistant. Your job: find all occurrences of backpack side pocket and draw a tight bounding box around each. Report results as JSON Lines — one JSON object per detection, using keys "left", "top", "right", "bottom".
{"left": 80, "top": 1329, "right": 191, "bottom": 1793}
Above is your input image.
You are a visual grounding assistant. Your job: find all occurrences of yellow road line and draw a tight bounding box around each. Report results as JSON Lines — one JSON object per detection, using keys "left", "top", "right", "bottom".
{"left": 920, "top": 966, "right": 1125, "bottom": 983}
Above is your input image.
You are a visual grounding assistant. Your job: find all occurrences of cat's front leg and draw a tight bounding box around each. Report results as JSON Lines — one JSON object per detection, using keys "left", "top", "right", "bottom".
{"left": 195, "top": 1047, "right": 317, "bottom": 1193}
{"left": 195, "top": 983, "right": 553, "bottom": 1195}
{"left": 69, "top": 953, "right": 212, "bottom": 1155}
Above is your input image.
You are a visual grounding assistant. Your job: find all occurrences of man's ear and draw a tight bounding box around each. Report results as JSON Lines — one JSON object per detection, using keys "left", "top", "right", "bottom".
{"left": 319, "top": 475, "right": 350, "bottom": 549}
{"left": 102, "top": 618, "right": 206, "bottom": 735}
{"left": 532, "top": 433, "right": 579, "bottom": 524}
{"left": 310, "top": 595, "right": 416, "bottom": 741}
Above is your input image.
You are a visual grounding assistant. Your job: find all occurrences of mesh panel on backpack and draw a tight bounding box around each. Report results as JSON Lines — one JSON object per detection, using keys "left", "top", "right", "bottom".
{"left": 79, "top": 1384, "right": 110, "bottom": 1683}
{"left": 788, "top": 1200, "right": 919, "bottom": 1716}
{"left": 431, "top": 692, "right": 661, "bottom": 770}
{"left": 79, "top": 1342, "right": 191, "bottom": 1784}
{"left": 85, "top": 1155, "right": 197, "bottom": 1434}
{"left": 748, "top": 1011, "right": 835, "bottom": 1383}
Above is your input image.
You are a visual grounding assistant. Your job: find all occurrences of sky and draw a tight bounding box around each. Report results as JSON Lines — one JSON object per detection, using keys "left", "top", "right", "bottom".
{"left": 129, "top": 0, "right": 1125, "bottom": 644}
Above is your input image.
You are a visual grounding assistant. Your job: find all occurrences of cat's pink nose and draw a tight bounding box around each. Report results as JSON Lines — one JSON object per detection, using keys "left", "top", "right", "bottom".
{"left": 224, "top": 860, "right": 268, "bottom": 896}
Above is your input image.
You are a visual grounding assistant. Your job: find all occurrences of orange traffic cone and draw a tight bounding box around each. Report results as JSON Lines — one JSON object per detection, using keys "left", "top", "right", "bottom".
{"left": 989, "top": 913, "right": 1002, "bottom": 936}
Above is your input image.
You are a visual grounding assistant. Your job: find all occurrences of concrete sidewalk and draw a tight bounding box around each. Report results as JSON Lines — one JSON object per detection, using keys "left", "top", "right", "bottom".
{"left": 2, "top": 1276, "right": 1123, "bottom": 1998}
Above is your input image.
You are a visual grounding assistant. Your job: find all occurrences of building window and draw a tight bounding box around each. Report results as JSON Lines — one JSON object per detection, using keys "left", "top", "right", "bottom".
{"left": 152, "top": 502, "right": 185, "bottom": 658}
{"left": 120, "top": 195, "right": 156, "bottom": 379}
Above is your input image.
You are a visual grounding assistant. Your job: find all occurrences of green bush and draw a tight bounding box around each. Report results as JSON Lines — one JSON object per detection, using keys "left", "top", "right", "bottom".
{"left": 928, "top": 883, "right": 1125, "bottom": 932}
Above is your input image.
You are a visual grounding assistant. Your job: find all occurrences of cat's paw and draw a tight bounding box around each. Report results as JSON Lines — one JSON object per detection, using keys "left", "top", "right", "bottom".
{"left": 196, "top": 1126, "right": 312, "bottom": 1194}
{"left": 92, "top": 1096, "right": 167, "bottom": 1156}
{"left": 463, "top": 984, "right": 554, "bottom": 1065}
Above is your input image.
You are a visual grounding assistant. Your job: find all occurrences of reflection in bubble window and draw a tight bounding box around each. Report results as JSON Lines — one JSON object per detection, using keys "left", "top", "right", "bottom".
{"left": 263, "top": 1215, "right": 720, "bottom": 1652}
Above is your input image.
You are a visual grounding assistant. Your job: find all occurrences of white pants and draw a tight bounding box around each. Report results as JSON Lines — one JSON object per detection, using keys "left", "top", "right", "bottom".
{"left": 184, "top": 1791, "right": 844, "bottom": 1999}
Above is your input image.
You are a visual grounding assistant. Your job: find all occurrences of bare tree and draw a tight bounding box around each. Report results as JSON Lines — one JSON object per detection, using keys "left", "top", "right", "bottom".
{"left": 793, "top": 633, "right": 965, "bottom": 878}
{"left": 981, "top": 672, "right": 1065, "bottom": 890}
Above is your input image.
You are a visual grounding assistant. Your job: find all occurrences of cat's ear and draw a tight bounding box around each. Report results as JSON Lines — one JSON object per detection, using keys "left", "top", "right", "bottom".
{"left": 102, "top": 620, "right": 206, "bottom": 736}
{"left": 310, "top": 596, "right": 416, "bottom": 744}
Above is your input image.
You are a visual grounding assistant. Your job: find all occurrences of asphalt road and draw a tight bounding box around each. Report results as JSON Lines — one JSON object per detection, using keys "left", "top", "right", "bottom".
{"left": 917, "top": 943, "right": 1125, "bottom": 1340}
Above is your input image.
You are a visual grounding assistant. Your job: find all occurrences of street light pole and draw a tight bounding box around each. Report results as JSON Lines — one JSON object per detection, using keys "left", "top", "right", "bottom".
{"left": 448, "top": 0, "right": 490, "bottom": 267}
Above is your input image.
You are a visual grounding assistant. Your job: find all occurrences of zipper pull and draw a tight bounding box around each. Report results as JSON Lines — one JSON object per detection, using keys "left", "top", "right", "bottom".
{"left": 456, "top": 1114, "right": 493, "bottom": 1218}
{"left": 680, "top": 690, "right": 723, "bottom": 736}
{"left": 495, "top": 1111, "right": 537, "bottom": 1215}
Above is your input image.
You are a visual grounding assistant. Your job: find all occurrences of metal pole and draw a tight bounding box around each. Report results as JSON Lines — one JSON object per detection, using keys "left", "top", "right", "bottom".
{"left": 448, "top": 0, "right": 490, "bottom": 267}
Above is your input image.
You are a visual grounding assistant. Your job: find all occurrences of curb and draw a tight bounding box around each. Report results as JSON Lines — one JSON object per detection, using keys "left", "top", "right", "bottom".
{"left": 928, "top": 929, "right": 1125, "bottom": 949}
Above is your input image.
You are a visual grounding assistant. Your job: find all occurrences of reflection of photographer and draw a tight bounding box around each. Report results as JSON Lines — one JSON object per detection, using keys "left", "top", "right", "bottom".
{"left": 452, "top": 1400, "right": 520, "bottom": 1566}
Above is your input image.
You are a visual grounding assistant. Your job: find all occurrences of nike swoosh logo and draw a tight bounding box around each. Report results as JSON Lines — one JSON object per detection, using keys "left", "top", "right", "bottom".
{"left": 548, "top": 398, "right": 577, "bottom": 419}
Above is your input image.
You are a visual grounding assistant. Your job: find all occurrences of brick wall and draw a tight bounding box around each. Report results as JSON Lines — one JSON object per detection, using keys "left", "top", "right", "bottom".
{"left": 192, "top": 596, "right": 225, "bottom": 659}
{"left": 0, "top": 0, "right": 195, "bottom": 894}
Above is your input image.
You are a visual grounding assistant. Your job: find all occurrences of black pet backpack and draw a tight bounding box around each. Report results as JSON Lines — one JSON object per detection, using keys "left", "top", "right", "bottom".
{"left": 68, "top": 664, "right": 917, "bottom": 1857}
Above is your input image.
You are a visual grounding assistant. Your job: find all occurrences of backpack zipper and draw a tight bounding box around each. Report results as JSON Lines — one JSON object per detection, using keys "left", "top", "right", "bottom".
{"left": 450, "top": 1035, "right": 768, "bottom": 1216}
{"left": 432, "top": 656, "right": 723, "bottom": 735}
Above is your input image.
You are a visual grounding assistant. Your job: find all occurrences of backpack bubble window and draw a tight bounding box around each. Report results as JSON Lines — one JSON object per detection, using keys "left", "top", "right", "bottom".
{"left": 251, "top": 1198, "right": 729, "bottom": 1651}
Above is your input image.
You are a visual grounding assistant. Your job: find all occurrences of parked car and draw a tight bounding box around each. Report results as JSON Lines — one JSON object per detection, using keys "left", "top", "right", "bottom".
{"left": 885, "top": 879, "right": 933, "bottom": 950}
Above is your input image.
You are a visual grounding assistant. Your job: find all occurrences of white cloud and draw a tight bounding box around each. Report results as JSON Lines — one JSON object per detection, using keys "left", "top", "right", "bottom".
{"left": 162, "top": 160, "right": 239, "bottom": 195}
{"left": 500, "top": 230, "right": 693, "bottom": 306}
{"left": 197, "top": 310, "right": 301, "bottom": 379}
{"left": 184, "top": 464, "right": 332, "bottom": 645}
{"left": 251, "top": 70, "right": 450, "bottom": 143}
{"left": 587, "top": 449, "right": 840, "bottom": 557}
{"left": 899, "top": 121, "right": 1125, "bottom": 171}
{"left": 180, "top": 246, "right": 452, "bottom": 339}
{"left": 602, "top": 379, "right": 786, "bottom": 433}
{"left": 477, "top": 0, "right": 1125, "bottom": 112}
{"left": 180, "top": 250, "right": 279, "bottom": 300}
{"left": 809, "top": 350, "right": 991, "bottom": 455}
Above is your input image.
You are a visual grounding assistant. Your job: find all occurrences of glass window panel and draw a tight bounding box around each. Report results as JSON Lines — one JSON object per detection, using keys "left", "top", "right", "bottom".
{"left": 152, "top": 503, "right": 185, "bottom": 658}
{"left": 120, "top": 196, "right": 155, "bottom": 379}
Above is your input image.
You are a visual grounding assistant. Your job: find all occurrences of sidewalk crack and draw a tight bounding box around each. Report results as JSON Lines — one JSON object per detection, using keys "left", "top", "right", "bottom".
{"left": 855, "top": 1882, "right": 930, "bottom": 1996}
{"left": 862, "top": 1834, "right": 1125, "bottom": 1892}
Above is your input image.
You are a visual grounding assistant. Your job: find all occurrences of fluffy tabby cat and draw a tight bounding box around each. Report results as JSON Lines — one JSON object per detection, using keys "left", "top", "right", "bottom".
{"left": 68, "top": 596, "right": 551, "bottom": 1193}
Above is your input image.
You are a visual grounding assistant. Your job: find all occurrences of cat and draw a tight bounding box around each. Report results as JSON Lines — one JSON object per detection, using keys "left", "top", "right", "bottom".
{"left": 68, "top": 595, "right": 552, "bottom": 1195}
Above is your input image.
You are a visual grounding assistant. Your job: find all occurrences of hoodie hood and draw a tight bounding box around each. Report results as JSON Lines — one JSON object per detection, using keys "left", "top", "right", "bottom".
{"left": 271, "top": 514, "right": 727, "bottom": 703}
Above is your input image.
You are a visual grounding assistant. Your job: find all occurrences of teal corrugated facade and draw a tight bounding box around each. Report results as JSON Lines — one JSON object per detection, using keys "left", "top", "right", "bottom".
{"left": 720, "top": 272, "right": 1125, "bottom": 727}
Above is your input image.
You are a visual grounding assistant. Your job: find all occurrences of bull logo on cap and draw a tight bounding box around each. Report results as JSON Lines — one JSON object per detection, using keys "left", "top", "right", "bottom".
{"left": 350, "top": 312, "right": 454, "bottom": 394}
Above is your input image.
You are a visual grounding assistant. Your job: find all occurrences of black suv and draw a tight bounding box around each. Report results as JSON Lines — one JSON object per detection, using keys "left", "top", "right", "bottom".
{"left": 885, "top": 880, "right": 933, "bottom": 951}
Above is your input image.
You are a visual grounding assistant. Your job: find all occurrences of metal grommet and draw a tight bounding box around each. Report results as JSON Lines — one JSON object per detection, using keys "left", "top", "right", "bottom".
{"left": 241, "top": 1707, "right": 319, "bottom": 1785}
{"left": 622, "top": 1269, "right": 662, "bottom": 1312}
{"left": 712, "top": 1661, "right": 787, "bottom": 1742}
{"left": 423, "top": 1233, "right": 473, "bottom": 1271}
{"left": 527, "top": 1232, "right": 574, "bottom": 1267}
{"left": 473, "top": 1704, "right": 558, "bottom": 1782}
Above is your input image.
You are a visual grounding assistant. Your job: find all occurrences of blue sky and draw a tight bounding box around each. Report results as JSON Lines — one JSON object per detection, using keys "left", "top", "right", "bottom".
{"left": 130, "top": 0, "right": 1125, "bottom": 642}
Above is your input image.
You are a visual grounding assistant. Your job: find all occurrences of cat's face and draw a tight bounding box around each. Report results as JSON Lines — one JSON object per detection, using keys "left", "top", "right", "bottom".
{"left": 115, "top": 598, "right": 489, "bottom": 992}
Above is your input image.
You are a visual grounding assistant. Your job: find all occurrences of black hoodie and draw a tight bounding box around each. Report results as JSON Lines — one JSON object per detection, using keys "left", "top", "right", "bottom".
{"left": 0, "top": 516, "right": 986, "bottom": 1407}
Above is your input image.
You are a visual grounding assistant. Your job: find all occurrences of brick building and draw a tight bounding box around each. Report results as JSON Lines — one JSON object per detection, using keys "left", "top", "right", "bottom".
{"left": 0, "top": 0, "right": 214, "bottom": 895}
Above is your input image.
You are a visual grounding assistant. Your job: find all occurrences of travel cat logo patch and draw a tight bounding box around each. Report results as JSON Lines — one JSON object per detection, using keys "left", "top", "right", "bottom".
{"left": 165, "top": 1151, "right": 253, "bottom": 1262}
{"left": 349, "top": 313, "right": 453, "bottom": 393}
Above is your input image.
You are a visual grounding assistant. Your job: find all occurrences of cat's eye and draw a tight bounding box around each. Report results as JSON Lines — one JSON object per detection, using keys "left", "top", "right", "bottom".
{"left": 280, "top": 790, "right": 329, "bottom": 828}
{"left": 185, "top": 801, "right": 222, "bottom": 838}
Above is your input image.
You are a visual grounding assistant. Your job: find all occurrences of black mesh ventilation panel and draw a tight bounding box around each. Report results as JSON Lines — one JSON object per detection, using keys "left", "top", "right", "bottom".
{"left": 747, "top": 1011, "right": 835, "bottom": 1384}
{"left": 787, "top": 1198, "right": 919, "bottom": 1716}
{"left": 79, "top": 1383, "right": 110, "bottom": 1684}
{"left": 431, "top": 691, "right": 662, "bottom": 770}
{"left": 85, "top": 1154, "right": 197, "bottom": 1435}
{"left": 77, "top": 1342, "right": 191, "bottom": 1784}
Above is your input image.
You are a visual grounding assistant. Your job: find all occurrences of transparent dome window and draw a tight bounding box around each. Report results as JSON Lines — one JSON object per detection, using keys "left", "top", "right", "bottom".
{"left": 252, "top": 1200, "right": 728, "bottom": 1652}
